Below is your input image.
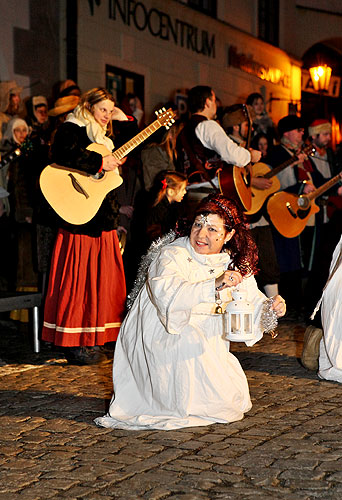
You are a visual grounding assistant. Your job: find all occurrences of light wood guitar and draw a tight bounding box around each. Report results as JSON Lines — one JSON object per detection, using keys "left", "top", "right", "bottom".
{"left": 245, "top": 144, "right": 315, "bottom": 215}
{"left": 267, "top": 172, "right": 342, "bottom": 238}
{"left": 218, "top": 104, "right": 253, "bottom": 211}
{"left": 40, "top": 108, "right": 176, "bottom": 225}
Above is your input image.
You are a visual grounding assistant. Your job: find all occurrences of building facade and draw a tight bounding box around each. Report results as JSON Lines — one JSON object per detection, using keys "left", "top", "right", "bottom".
{"left": 1, "top": 0, "right": 341, "bottom": 128}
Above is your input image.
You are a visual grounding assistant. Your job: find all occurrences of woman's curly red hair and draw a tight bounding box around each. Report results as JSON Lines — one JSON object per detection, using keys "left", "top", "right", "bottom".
{"left": 194, "top": 194, "right": 258, "bottom": 277}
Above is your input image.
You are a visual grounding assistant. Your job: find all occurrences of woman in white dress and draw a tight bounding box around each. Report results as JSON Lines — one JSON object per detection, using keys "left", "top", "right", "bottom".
{"left": 95, "top": 194, "right": 286, "bottom": 431}
{"left": 317, "top": 235, "right": 342, "bottom": 382}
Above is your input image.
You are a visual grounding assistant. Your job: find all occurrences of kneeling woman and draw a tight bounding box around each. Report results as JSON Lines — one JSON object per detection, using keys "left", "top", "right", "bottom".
{"left": 95, "top": 194, "right": 286, "bottom": 430}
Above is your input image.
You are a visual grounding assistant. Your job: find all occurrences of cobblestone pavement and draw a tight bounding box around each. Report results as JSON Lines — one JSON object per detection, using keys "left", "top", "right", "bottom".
{"left": 1, "top": 316, "right": 342, "bottom": 499}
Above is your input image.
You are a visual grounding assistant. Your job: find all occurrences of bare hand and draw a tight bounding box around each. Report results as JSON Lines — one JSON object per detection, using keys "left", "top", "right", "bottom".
{"left": 271, "top": 295, "right": 286, "bottom": 318}
{"left": 117, "top": 225, "right": 127, "bottom": 236}
{"left": 249, "top": 149, "right": 262, "bottom": 164}
{"left": 119, "top": 205, "right": 134, "bottom": 218}
{"left": 215, "top": 270, "right": 243, "bottom": 290}
{"left": 303, "top": 181, "right": 315, "bottom": 194}
{"left": 102, "top": 155, "right": 123, "bottom": 171}
{"left": 292, "top": 152, "right": 307, "bottom": 166}
{"left": 251, "top": 177, "right": 272, "bottom": 190}
{"left": 111, "top": 107, "right": 128, "bottom": 121}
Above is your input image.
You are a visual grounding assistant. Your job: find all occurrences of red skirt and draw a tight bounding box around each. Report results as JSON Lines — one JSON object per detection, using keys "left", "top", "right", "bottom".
{"left": 42, "top": 228, "right": 126, "bottom": 347}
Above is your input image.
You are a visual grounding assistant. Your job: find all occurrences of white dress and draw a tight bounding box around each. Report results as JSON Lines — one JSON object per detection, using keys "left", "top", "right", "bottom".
{"left": 95, "top": 237, "right": 267, "bottom": 430}
{"left": 318, "top": 235, "right": 342, "bottom": 382}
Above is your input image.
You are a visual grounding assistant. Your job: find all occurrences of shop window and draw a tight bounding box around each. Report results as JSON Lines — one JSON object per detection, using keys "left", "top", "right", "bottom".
{"left": 258, "top": 0, "right": 279, "bottom": 46}
{"left": 187, "top": 0, "right": 217, "bottom": 18}
{"left": 106, "top": 65, "right": 144, "bottom": 107}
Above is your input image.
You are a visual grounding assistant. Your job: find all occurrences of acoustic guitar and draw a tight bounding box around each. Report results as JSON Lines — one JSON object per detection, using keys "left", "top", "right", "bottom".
{"left": 245, "top": 144, "right": 315, "bottom": 215}
{"left": 218, "top": 104, "right": 253, "bottom": 211}
{"left": 40, "top": 108, "right": 176, "bottom": 225}
{"left": 267, "top": 172, "right": 342, "bottom": 238}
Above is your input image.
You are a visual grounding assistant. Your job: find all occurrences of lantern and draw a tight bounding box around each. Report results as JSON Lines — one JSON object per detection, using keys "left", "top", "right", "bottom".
{"left": 224, "top": 288, "right": 255, "bottom": 342}
{"left": 309, "top": 65, "right": 332, "bottom": 93}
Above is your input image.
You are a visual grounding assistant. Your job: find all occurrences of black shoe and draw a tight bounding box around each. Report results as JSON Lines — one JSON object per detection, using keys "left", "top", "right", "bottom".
{"left": 63, "top": 347, "right": 107, "bottom": 365}
{"left": 91, "top": 345, "right": 114, "bottom": 359}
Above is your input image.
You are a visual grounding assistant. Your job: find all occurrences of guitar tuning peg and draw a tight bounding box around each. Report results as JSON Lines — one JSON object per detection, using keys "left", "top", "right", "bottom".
{"left": 165, "top": 125, "right": 169, "bottom": 130}
{"left": 171, "top": 119, "right": 175, "bottom": 123}
{"left": 162, "top": 107, "right": 166, "bottom": 112}
{"left": 155, "top": 110, "right": 159, "bottom": 116}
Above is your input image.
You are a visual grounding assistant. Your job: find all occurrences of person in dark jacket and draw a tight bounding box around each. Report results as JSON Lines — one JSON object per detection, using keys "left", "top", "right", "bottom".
{"left": 41, "top": 87, "right": 128, "bottom": 364}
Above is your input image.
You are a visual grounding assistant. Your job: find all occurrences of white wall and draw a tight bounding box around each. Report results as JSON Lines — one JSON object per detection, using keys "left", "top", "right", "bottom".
{"left": 77, "top": 0, "right": 297, "bottom": 123}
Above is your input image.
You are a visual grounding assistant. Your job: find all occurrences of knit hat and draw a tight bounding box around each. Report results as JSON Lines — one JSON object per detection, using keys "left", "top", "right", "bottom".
{"left": 277, "top": 115, "right": 304, "bottom": 137}
{"left": 221, "top": 104, "right": 250, "bottom": 130}
{"left": 3, "top": 117, "right": 29, "bottom": 144}
{"left": 48, "top": 95, "right": 80, "bottom": 116}
{"left": 0, "top": 80, "right": 23, "bottom": 112}
{"left": 308, "top": 119, "right": 332, "bottom": 137}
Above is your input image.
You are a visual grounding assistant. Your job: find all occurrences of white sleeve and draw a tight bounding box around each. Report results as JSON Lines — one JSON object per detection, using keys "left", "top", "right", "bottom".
{"left": 196, "top": 120, "right": 251, "bottom": 167}
{"left": 147, "top": 247, "right": 215, "bottom": 335}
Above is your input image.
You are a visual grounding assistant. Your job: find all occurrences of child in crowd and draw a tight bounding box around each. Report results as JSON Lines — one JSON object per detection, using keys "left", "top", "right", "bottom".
{"left": 146, "top": 170, "right": 187, "bottom": 243}
{"left": 126, "top": 171, "right": 187, "bottom": 290}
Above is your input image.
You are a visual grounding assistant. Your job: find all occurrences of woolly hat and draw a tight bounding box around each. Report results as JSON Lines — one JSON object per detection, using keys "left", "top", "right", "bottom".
{"left": 308, "top": 119, "right": 331, "bottom": 137}
{"left": 277, "top": 115, "right": 304, "bottom": 137}
{"left": 2, "top": 118, "right": 29, "bottom": 144}
{"left": 221, "top": 104, "right": 250, "bottom": 130}
{"left": 48, "top": 95, "right": 80, "bottom": 116}
{"left": 0, "top": 80, "right": 23, "bottom": 112}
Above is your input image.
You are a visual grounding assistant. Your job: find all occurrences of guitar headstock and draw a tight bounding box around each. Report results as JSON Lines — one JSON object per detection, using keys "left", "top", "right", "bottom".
{"left": 155, "top": 107, "right": 176, "bottom": 130}
{"left": 242, "top": 104, "right": 253, "bottom": 126}
{"left": 304, "top": 144, "right": 316, "bottom": 157}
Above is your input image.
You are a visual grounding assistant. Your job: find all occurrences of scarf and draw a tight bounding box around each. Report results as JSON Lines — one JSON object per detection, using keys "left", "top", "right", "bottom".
{"left": 66, "top": 104, "right": 114, "bottom": 151}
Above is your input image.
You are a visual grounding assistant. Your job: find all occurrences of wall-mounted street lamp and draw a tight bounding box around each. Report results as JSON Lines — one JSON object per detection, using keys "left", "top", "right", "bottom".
{"left": 309, "top": 65, "right": 332, "bottom": 92}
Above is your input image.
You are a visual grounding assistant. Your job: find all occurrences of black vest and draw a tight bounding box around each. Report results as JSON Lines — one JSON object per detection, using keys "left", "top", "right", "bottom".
{"left": 176, "top": 115, "right": 221, "bottom": 183}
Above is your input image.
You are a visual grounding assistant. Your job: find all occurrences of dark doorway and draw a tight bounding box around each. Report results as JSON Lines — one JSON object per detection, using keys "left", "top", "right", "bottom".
{"left": 106, "top": 65, "right": 144, "bottom": 107}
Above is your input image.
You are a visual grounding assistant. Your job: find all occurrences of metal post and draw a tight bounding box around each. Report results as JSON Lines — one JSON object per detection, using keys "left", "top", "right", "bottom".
{"left": 32, "top": 306, "right": 40, "bottom": 353}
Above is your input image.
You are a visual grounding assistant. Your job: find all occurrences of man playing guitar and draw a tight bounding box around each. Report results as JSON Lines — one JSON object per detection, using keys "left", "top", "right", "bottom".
{"left": 265, "top": 114, "right": 312, "bottom": 314}
{"left": 176, "top": 86, "right": 261, "bottom": 213}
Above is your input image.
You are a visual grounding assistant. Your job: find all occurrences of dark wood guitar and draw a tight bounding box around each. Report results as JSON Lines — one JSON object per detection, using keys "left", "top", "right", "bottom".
{"left": 218, "top": 104, "right": 253, "bottom": 211}
{"left": 245, "top": 144, "right": 315, "bottom": 215}
{"left": 267, "top": 172, "right": 342, "bottom": 238}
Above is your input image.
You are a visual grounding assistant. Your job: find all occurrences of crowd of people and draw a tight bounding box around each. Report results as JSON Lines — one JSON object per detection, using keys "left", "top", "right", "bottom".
{"left": 0, "top": 79, "right": 342, "bottom": 426}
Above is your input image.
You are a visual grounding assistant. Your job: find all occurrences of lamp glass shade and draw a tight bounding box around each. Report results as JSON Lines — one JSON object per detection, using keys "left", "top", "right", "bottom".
{"left": 224, "top": 289, "right": 255, "bottom": 342}
{"left": 309, "top": 65, "right": 332, "bottom": 92}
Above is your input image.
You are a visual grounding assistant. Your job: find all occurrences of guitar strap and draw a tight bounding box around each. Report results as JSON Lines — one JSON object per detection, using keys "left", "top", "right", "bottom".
{"left": 179, "top": 132, "right": 219, "bottom": 192}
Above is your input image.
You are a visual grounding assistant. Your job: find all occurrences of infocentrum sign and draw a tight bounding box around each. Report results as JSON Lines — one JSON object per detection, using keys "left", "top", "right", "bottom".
{"left": 228, "top": 45, "right": 291, "bottom": 88}
{"left": 88, "top": 0, "right": 215, "bottom": 58}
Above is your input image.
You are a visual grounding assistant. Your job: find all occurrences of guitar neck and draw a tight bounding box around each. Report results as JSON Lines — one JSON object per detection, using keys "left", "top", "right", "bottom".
{"left": 112, "top": 120, "right": 163, "bottom": 160}
{"left": 307, "top": 173, "right": 342, "bottom": 201}
{"left": 264, "top": 155, "right": 298, "bottom": 179}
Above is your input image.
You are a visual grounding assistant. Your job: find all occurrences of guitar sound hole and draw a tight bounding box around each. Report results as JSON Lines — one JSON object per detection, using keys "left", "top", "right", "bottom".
{"left": 297, "top": 208, "right": 310, "bottom": 220}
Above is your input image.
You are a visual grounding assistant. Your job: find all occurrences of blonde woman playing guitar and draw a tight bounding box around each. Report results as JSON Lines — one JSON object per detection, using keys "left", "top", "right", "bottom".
{"left": 40, "top": 88, "right": 133, "bottom": 365}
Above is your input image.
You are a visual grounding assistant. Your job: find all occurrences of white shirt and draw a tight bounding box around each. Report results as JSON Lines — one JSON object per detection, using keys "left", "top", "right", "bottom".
{"left": 195, "top": 120, "right": 251, "bottom": 167}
